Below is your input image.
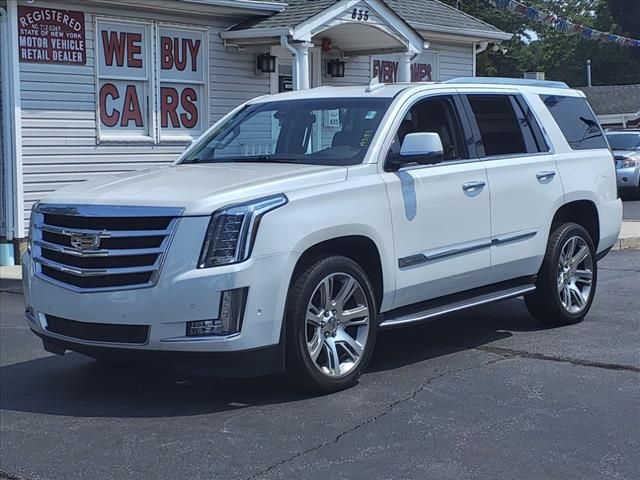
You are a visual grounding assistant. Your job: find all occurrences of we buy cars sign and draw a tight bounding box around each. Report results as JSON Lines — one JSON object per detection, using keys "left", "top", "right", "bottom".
{"left": 97, "top": 21, "right": 206, "bottom": 137}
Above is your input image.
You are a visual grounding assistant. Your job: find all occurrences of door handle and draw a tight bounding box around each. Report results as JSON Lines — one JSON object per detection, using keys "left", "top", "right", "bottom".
{"left": 462, "top": 181, "right": 486, "bottom": 193}
{"left": 536, "top": 171, "right": 556, "bottom": 182}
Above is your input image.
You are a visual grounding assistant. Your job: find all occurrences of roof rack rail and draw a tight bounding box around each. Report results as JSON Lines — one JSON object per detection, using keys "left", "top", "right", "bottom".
{"left": 445, "top": 77, "right": 570, "bottom": 89}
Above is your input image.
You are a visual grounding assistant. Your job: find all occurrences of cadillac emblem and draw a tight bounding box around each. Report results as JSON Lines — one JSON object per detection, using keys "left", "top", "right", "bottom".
{"left": 70, "top": 233, "right": 101, "bottom": 251}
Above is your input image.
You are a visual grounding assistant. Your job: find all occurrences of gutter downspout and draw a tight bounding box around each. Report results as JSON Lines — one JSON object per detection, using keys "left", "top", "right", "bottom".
{"left": 281, "top": 35, "right": 299, "bottom": 90}
{"left": 0, "top": 6, "right": 15, "bottom": 244}
{"left": 473, "top": 41, "right": 489, "bottom": 77}
{"left": 5, "top": 1, "right": 24, "bottom": 241}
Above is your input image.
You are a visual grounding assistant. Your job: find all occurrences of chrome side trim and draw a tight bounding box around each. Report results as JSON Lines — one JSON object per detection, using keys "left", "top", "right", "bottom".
{"left": 398, "top": 238, "right": 492, "bottom": 269}
{"left": 380, "top": 284, "right": 536, "bottom": 329}
{"left": 398, "top": 230, "right": 538, "bottom": 269}
{"left": 492, "top": 229, "right": 538, "bottom": 246}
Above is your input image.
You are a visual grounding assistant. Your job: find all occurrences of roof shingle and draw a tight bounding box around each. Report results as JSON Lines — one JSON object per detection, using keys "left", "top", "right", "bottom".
{"left": 579, "top": 84, "right": 640, "bottom": 115}
{"left": 231, "top": 0, "right": 504, "bottom": 35}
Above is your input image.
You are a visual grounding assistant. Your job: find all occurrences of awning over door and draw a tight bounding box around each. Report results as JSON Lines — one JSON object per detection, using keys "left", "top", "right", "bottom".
{"left": 221, "top": 0, "right": 430, "bottom": 89}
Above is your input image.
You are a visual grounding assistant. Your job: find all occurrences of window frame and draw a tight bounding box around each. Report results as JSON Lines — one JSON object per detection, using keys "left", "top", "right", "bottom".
{"left": 95, "top": 17, "right": 155, "bottom": 144}
{"left": 94, "top": 16, "right": 209, "bottom": 145}
{"left": 461, "top": 93, "right": 552, "bottom": 160}
{"left": 156, "top": 22, "right": 209, "bottom": 143}
{"left": 382, "top": 93, "right": 477, "bottom": 172}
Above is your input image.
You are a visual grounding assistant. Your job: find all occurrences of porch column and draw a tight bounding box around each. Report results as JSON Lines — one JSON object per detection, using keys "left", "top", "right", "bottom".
{"left": 293, "top": 42, "right": 314, "bottom": 90}
{"left": 397, "top": 52, "right": 413, "bottom": 82}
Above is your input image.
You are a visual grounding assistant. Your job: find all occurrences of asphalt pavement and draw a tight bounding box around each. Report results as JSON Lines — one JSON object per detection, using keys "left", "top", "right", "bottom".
{"left": 1, "top": 251, "right": 639, "bottom": 480}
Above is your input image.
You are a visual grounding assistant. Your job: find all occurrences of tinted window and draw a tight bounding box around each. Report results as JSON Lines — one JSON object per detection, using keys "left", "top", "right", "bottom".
{"left": 541, "top": 95, "right": 608, "bottom": 150}
{"left": 467, "top": 95, "right": 532, "bottom": 157}
{"left": 390, "top": 96, "right": 468, "bottom": 162}
{"left": 606, "top": 133, "right": 640, "bottom": 151}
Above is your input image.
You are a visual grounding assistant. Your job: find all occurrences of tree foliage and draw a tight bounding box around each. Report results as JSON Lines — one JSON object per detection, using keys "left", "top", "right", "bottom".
{"left": 439, "top": 0, "right": 640, "bottom": 86}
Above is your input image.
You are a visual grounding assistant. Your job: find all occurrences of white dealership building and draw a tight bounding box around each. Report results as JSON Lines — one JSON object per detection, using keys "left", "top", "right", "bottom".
{"left": 0, "top": 0, "right": 510, "bottom": 263}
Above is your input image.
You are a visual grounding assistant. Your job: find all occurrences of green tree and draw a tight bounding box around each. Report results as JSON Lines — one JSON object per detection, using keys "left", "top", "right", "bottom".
{"left": 439, "top": 0, "right": 640, "bottom": 85}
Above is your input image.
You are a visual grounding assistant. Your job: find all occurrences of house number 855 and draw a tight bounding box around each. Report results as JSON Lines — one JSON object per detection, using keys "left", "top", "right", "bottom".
{"left": 352, "top": 8, "right": 369, "bottom": 21}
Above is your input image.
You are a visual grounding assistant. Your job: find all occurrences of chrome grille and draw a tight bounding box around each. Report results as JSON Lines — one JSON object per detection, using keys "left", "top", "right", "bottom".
{"left": 32, "top": 205, "right": 183, "bottom": 292}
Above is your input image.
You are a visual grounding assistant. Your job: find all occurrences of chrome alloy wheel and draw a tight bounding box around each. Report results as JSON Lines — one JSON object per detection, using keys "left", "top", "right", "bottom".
{"left": 557, "top": 235, "right": 594, "bottom": 314}
{"left": 305, "top": 273, "right": 371, "bottom": 378}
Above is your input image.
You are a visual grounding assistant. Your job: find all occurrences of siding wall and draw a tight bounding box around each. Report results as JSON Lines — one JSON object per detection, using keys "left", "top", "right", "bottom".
{"left": 18, "top": 1, "right": 270, "bottom": 231}
{"left": 433, "top": 42, "right": 474, "bottom": 80}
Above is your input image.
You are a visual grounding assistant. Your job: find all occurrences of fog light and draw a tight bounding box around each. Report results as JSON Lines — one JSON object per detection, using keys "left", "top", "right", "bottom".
{"left": 186, "top": 288, "right": 248, "bottom": 337}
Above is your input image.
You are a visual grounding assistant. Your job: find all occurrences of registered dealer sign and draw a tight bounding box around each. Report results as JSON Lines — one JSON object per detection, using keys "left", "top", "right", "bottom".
{"left": 18, "top": 6, "right": 86, "bottom": 65}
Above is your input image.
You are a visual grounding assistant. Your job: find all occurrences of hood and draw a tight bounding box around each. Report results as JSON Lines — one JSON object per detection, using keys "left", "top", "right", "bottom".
{"left": 43, "top": 163, "right": 347, "bottom": 215}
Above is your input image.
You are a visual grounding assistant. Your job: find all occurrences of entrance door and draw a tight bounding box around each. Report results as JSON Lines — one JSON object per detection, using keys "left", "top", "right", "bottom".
{"left": 380, "top": 94, "right": 492, "bottom": 309}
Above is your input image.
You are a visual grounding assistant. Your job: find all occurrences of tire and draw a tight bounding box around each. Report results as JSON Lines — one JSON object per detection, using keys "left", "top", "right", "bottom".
{"left": 285, "top": 255, "right": 378, "bottom": 393}
{"left": 525, "top": 222, "right": 597, "bottom": 327}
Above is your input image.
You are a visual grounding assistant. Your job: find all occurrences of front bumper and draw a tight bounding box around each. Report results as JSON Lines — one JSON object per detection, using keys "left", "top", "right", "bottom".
{"left": 23, "top": 216, "right": 297, "bottom": 373}
{"left": 616, "top": 165, "right": 640, "bottom": 190}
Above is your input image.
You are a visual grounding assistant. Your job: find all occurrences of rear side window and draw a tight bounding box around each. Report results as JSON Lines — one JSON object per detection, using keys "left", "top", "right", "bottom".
{"left": 541, "top": 95, "right": 608, "bottom": 150}
{"left": 466, "top": 94, "right": 547, "bottom": 157}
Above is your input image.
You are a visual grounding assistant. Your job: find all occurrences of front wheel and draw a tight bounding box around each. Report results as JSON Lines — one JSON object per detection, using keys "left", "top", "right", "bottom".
{"left": 285, "top": 256, "right": 377, "bottom": 393}
{"left": 525, "top": 223, "right": 597, "bottom": 326}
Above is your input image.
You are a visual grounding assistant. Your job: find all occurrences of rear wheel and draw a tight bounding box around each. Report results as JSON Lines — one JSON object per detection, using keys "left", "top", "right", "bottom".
{"left": 285, "top": 256, "right": 377, "bottom": 393}
{"left": 525, "top": 223, "right": 597, "bottom": 326}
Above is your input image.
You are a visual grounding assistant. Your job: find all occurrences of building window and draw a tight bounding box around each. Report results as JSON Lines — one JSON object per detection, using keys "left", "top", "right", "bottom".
{"left": 96, "top": 19, "right": 153, "bottom": 141}
{"left": 158, "top": 26, "right": 207, "bottom": 141}
{"left": 95, "top": 19, "right": 208, "bottom": 143}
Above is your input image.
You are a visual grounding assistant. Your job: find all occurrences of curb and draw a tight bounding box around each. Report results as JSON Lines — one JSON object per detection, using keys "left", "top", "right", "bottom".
{"left": 0, "top": 279, "right": 23, "bottom": 295}
{"left": 611, "top": 236, "right": 640, "bottom": 251}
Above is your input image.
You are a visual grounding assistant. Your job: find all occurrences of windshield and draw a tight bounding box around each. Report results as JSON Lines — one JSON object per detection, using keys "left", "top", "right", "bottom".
{"left": 606, "top": 133, "right": 640, "bottom": 151}
{"left": 181, "top": 98, "right": 392, "bottom": 166}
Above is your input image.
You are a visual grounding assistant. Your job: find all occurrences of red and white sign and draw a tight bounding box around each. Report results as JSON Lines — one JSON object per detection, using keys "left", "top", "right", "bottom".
{"left": 96, "top": 21, "right": 206, "bottom": 139}
{"left": 372, "top": 53, "right": 438, "bottom": 83}
{"left": 18, "top": 6, "right": 86, "bottom": 65}
{"left": 97, "top": 21, "right": 149, "bottom": 137}
{"left": 158, "top": 27, "right": 206, "bottom": 135}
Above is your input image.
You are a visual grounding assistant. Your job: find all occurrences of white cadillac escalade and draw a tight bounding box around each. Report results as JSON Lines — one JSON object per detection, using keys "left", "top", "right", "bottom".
{"left": 23, "top": 78, "right": 622, "bottom": 392}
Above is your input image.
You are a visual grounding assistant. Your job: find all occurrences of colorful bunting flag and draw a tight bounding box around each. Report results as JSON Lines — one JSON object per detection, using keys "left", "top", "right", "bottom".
{"left": 486, "top": 0, "right": 640, "bottom": 48}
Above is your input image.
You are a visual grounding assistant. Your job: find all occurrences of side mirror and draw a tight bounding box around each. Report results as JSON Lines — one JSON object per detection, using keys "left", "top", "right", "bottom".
{"left": 388, "top": 132, "right": 444, "bottom": 170}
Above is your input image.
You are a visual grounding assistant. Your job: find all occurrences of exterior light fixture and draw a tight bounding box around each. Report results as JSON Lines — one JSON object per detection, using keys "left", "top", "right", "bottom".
{"left": 328, "top": 59, "right": 346, "bottom": 78}
{"left": 257, "top": 53, "right": 276, "bottom": 73}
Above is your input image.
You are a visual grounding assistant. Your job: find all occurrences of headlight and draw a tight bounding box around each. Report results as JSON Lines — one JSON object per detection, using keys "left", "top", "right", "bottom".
{"left": 621, "top": 158, "right": 639, "bottom": 168}
{"left": 198, "top": 194, "right": 287, "bottom": 268}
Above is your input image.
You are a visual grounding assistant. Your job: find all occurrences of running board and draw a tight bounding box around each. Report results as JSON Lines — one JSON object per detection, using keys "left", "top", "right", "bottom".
{"left": 379, "top": 280, "right": 536, "bottom": 330}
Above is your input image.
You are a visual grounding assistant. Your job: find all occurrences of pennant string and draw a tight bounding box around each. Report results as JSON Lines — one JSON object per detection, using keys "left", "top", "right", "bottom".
{"left": 486, "top": 0, "right": 640, "bottom": 48}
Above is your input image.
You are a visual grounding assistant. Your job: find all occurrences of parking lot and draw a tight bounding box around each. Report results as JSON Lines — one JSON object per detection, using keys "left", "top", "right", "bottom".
{"left": 1, "top": 250, "right": 639, "bottom": 480}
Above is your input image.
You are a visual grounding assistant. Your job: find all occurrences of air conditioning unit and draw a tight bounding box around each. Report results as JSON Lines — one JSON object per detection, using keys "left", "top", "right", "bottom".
{"left": 524, "top": 72, "right": 545, "bottom": 80}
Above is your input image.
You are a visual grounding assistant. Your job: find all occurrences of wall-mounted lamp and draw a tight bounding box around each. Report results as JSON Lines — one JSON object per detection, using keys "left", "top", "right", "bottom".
{"left": 256, "top": 53, "right": 276, "bottom": 73}
{"left": 327, "top": 59, "right": 346, "bottom": 78}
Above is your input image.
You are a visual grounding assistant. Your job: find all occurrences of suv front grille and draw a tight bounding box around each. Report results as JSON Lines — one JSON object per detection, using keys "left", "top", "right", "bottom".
{"left": 32, "top": 204, "right": 183, "bottom": 292}
{"left": 45, "top": 315, "right": 149, "bottom": 344}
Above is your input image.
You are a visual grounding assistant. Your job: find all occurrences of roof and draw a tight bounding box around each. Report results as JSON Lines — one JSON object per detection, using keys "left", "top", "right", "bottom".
{"left": 384, "top": 0, "right": 503, "bottom": 34}
{"left": 247, "top": 80, "right": 581, "bottom": 103}
{"left": 230, "top": 0, "right": 508, "bottom": 39}
{"left": 578, "top": 84, "right": 640, "bottom": 115}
